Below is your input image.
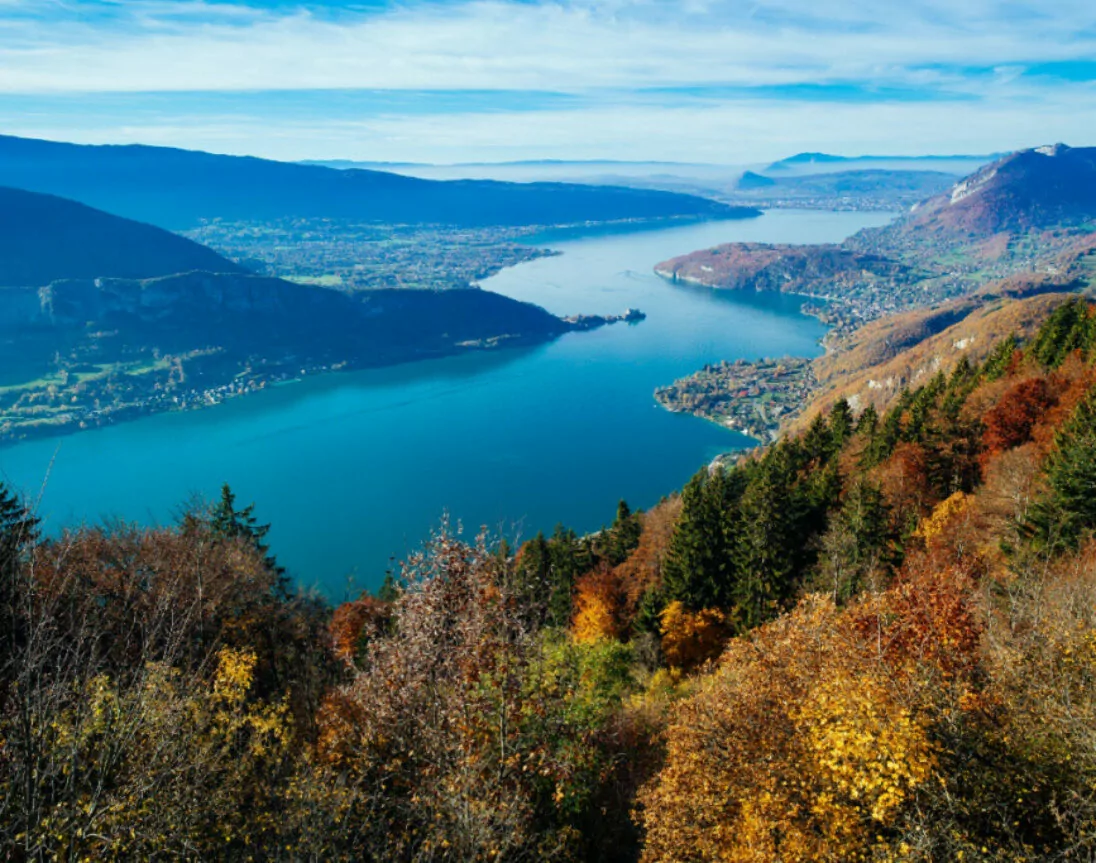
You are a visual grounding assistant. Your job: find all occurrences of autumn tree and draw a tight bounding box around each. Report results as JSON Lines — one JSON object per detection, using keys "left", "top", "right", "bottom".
{"left": 981, "top": 376, "right": 1053, "bottom": 458}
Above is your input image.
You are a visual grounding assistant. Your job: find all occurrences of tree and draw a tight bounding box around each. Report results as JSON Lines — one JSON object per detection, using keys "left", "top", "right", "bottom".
{"left": 1027, "top": 297, "right": 1096, "bottom": 370}
{"left": 810, "top": 479, "right": 891, "bottom": 604}
{"left": 662, "top": 468, "right": 742, "bottom": 611}
{"left": 658, "top": 601, "right": 727, "bottom": 670}
{"left": 637, "top": 597, "right": 936, "bottom": 863}
{"left": 732, "top": 453, "right": 797, "bottom": 631}
{"left": 828, "top": 399, "right": 855, "bottom": 455}
{"left": 1027, "top": 385, "right": 1096, "bottom": 549}
{"left": 0, "top": 483, "right": 38, "bottom": 672}
{"left": 603, "top": 499, "right": 642, "bottom": 566}
{"left": 208, "top": 483, "right": 284, "bottom": 582}
{"left": 572, "top": 566, "right": 627, "bottom": 643}
{"left": 982, "top": 376, "right": 1053, "bottom": 461}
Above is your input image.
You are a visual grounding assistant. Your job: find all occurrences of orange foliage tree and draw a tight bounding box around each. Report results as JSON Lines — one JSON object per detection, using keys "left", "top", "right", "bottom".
{"left": 638, "top": 595, "right": 937, "bottom": 862}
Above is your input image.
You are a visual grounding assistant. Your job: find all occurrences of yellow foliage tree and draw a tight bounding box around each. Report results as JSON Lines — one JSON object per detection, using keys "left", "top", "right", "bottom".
{"left": 659, "top": 600, "right": 728, "bottom": 670}
{"left": 915, "top": 490, "right": 970, "bottom": 543}
{"left": 572, "top": 568, "right": 624, "bottom": 643}
{"left": 638, "top": 596, "right": 937, "bottom": 862}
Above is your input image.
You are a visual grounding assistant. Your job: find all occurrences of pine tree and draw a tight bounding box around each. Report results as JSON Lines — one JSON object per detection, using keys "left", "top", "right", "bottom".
{"left": 662, "top": 468, "right": 742, "bottom": 611}
{"left": 981, "top": 334, "right": 1019, "bottom": 382}
{"left": 1027, "top": 387, "right": 1096, "bottom": 549}
{"left": 604, "top": 499, "right": 642, "bottom": 566}
{"left": 511, "top": 532, "right": 552, "bottom": 624}
{"left": 1027, "top": 298, "right": 1096, "bottom": 370}
{"left": 828, "top": 399, "right": 855, "bottom": 456}
{"left": 802, "top": 411, "right": 832, "bottom": 465}
{"left": 544, "top": 525, "right": 591, "bottom": 627}
{"left": 732, "top": 453, "right": 796, "bottom": 632}
{"left": 0, "top": 483, "right": 38, "bottom": 674}
{"left": 210, "top": 483, "right": 285, "bottom": 581}
{"left": 811, "top": 480, "right": 890, "bottom": 603}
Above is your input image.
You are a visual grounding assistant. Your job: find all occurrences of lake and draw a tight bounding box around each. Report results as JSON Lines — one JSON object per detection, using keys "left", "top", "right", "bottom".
{"left": 0, "top": 209, "right": 894, "bottom": 598}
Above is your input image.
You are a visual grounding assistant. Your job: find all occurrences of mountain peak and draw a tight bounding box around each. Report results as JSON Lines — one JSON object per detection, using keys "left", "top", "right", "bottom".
{"left": 909, "top": 142, "right": 1096, "bottom": 235}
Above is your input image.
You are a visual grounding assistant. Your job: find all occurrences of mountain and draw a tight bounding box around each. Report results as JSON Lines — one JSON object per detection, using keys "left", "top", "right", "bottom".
{"left": 655, "top": 243, "right": 911, "bottom": 294}
{"left": 0, "top": 186, "right": 617, "bottom": 442}
{"left": 0, "top": 186, "right": 247, "bottom": 288}
{"left": 900, "top": 143, "right": 1096, "bottom": 236}
{"left": 724, "top": 169, "right": 957, "bottom": 210}
{"left": 656, "top": 145, "right": 1096, "bottom": 324}
{"left": 764, "top": 152, "right": 998, "bottom": 177}
{"left": 735, "top": 171, "right": 776, "bottom": 190}
{"left": 0, "top": 135, "right": 749, "bottom": 231}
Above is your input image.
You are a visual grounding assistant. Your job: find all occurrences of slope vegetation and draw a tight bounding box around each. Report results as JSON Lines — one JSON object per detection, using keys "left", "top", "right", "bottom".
{"left": 0, "top": 186, "right": 246, "bottom": 287}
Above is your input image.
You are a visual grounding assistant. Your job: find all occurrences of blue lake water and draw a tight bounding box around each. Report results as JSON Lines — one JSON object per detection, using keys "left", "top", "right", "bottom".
{"left": 0, "top": 209, "right": 893, "bottom": 598}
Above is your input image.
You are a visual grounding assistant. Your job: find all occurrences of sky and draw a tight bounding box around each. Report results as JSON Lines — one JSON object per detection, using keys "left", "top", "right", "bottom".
{"left": 0, "top": 0, "right": 1093, "bottom": 164}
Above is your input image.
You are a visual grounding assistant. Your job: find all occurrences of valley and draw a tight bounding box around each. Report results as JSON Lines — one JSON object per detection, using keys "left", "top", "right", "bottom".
{"left": 0, "top": 209, "right": 884, "bottom": 591}
{"left": 651, "top": 145, "right": 1096, "bottom": 439}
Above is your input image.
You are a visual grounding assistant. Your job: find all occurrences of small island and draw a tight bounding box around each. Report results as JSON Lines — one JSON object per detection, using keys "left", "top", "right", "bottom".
{"left": 562, "top": 308, "right": 647, "bottom": 330}
{"left": 655, "top": 356, "right": 816, "bottom": 442}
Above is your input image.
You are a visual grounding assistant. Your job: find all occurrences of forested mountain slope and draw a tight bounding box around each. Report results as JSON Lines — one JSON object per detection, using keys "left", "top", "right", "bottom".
{"left": 657, "top": 144, "right": 1096, "bottom": 323}
{"left": 0, "top": 185, "right": 246, "bottom": 287}
{"left": 5, "top": 295, "right": 1096, "bottom": 860}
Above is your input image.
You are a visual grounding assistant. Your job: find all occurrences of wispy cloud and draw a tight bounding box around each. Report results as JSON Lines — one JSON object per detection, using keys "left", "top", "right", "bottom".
{"left": 0, "top": 0, "right": 1091, "bottom": 160}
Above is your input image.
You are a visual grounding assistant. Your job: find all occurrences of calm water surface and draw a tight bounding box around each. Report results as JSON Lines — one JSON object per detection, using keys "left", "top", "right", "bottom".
{"left": 0, "top": 210, "right": 894, "bottom": 597}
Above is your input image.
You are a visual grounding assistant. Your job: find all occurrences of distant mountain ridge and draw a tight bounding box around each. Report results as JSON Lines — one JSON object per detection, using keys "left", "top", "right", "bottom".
{"left": 764, "top": 151, "right": 999, "bottom": 177}
{"left": 0, "top": 134, "right": 749, "bottom": 231}
{"left": 900, "top": 143, "right": 1096, "bottom": 236}
{"left": 659, "top": 144, "right": 1096, "bottom": 318}
{"left": 0, "top": 186, "right": 246, "bottom": 288}
{"left": 0, "top": 182, "right": 639, "bottom": 442}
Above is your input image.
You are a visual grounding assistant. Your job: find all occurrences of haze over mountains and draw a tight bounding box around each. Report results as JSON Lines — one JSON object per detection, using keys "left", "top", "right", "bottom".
{"left": 654, "top": 143, "right": 1096, "bottom": 441}
{"left": 660, "top": 144, "right": 1096, "bottom": 313}
{"left": 0, "top": 134, "right": 747, "bottom": 232}
{"left": 318, "top": 151, "right": 991, "bottom": 212}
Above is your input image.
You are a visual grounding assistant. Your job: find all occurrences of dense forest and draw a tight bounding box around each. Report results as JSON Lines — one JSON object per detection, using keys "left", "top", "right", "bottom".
{"left": 5, "top": 298, "right": 1096, "bottom": 860}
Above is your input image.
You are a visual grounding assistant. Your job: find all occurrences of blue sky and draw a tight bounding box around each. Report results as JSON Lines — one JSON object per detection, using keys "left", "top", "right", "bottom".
{"left": 0, "top": 0, "right": 1093, "bottom": 163}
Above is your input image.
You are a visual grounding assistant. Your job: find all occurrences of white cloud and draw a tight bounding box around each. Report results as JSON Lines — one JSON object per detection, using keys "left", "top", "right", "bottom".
{"left": 0, "top": 0, "right": 1091, "bottom": 94}
{"left": 0, "top": 0, "right": 1092, "bottom": 160}
{"left": 6, "top": 87, "right": 1094, "bottom": 163}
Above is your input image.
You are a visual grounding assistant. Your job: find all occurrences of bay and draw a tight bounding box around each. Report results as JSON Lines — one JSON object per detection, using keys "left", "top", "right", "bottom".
{"left": 0, "top": 209, "right": 894, "bottom": 598}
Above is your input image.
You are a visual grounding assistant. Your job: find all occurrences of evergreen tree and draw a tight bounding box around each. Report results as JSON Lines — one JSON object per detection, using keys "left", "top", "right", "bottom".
{"left": 544, "top": 525, "right": 591, "bottom": 627}
{"left": 921, "top": 359, "right": 984, "bottom": 497}
{"left": 1027, "top": 298, "right": 1096, "bottom": 370}
{"left": 511, "top": 532, "right": 552, "bottom": 624}
{"left": 662, "top": 468, "right": 743, "bottom": 611}
{"left": 828, "top": 399, "right": 855, "bottom": 456}
{"left": 0, "top": 483, "right": 38, "bottom": 676}
{"left": 732, "top": 453, "right": 796, "bottom": 631}
{"left": 604, "top": 499, "right": 642, "bottom": 566}
{"left": 856, "top": 404, "right": 879, "bottom": 437}
{"left": 981, "top": 334, "right": 1019, "bottom": 382}
{"left": 1027, "top": 387, "right": 1096, "bottom": 549}
{"left": 810, "top": 480, "right": 890, "bottom": 603}
{"left": 802, "top": 411, "right": 833, "bottom": 465}
{"left": 209, "top": 483, "right": 285, "bottom": 582}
